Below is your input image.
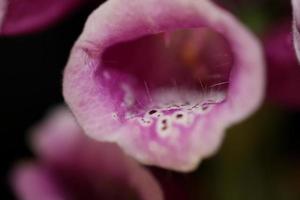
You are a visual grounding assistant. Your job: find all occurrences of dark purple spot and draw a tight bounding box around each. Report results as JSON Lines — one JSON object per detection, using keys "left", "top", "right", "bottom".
{"left": 202, "top": 103, "right": 209, "bottom": 110}
{"left": 149, "top": 110, "right": 157, "bottom": 115}
{"left": 176, "top": 114, "right": 183, "bottom": 119}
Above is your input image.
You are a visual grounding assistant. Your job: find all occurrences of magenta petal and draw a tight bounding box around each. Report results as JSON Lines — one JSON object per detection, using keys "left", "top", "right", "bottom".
{"left": 63, "top": 0, "right": 265, "bottom": 171}
{"left": 0, "top": 0, "right": 6, "bottom": 30}
{"left": 0, "top": 0, "right": 86, "bottom": 35}
{"left": 292, "top": 0, "right": 300, "bottom": 62}
{"left": 11, "top": 163, "right": 65, "bottom": 200}
{"left": 265, "top": 21, "right": 300, "bottom": 108}
{"left": 12, "top": 106, "right": 163, "bottom": 200}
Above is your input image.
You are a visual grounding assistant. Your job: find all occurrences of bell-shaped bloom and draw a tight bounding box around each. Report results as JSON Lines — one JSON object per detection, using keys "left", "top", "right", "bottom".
{"left": 264, "top": 21, "right": 300, "bottom": 108}
{"left": 0, "top": 0, "right": 91, "bottom": 35}
{"left": 63, "top": 0, "right": 265, "bottom": 171}
{"left": 292, "top": 0, "right": 300, "bottom": 61}
{"left": 11, "top": 106, "right": 163, "bottom": 200}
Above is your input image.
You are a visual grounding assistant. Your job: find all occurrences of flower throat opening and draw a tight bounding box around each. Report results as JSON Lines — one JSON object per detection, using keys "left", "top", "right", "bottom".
{"left": 99, "top": 28, "right": 234, "bottom": 123}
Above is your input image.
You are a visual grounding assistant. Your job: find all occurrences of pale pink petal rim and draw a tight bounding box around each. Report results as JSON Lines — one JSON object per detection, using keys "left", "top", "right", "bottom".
{"left": 292, "top": 0, "right": 300, "bottom": 62}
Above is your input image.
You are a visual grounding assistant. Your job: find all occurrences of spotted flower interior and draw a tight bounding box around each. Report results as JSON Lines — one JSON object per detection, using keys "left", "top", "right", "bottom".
{"left": 100, "top": 28, "right": 233, "bottom": 138}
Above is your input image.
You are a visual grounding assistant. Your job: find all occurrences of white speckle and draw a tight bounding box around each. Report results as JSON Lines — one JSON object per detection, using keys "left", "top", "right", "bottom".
{"left": 191, "top": 101, "right": 216, "bottom": 114}
{"left": 112, "top": 113, "right": 119, "bottom": 120}
{"left": 151, "top": 88, "right": 226, "bottom": 115}
{"left": 156, "top": 116, "right": 173, "bottom": 138}
{"left": 124, "top": 112, "right": 136, "bottom": 120}
{"left": 137, "top": 117, "right": 153, "bottom": 127}
{"left": 172, "top": 111, "right": 193, "bottom": 126}
{"left": 121, "top": 83, "right": 135, "bottom": 107}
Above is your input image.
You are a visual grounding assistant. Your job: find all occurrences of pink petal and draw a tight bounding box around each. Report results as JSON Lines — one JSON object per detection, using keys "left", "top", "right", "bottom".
{"left": 264, "top": 21, "right": 300, "bottom": 108}
{"left": 12, "top": 106, "right": 163, "bottom": 200}
{"left": 292, "top": 0, "right": 300, "bottom": 62}
{"left": 0, "top": 0, "right": 87, "bottom": 35}
{"left": 0, "top": 0, "right": 6, "bottom": 30}
{"left": 11, "top": 163, "right": 65, "bottom": 200}
{"left": 63, "top": 0, "right": 265, "bottom": 171}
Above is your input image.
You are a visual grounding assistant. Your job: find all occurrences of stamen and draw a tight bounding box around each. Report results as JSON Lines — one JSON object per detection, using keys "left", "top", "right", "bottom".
{"left": 209, "top": 81, "right": 229, "bottom": 88}
{"left": 144, "top": 80, "right": 153, "bottom": 104}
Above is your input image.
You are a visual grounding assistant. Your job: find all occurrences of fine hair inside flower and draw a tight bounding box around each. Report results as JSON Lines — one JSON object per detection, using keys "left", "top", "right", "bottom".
{"left": 99, "top": 28, "right": 233, "bottom": 132}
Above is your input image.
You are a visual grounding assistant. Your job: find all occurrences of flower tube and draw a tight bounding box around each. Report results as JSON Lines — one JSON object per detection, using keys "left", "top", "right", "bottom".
{"left": 0, "top": 0, "right": 89, "bottom": 35}
{"left": 63, "top": 0, "right": 265, "bottom": 171}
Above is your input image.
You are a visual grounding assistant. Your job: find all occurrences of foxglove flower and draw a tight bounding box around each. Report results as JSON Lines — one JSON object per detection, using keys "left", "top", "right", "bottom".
{"left": 0, "top": 0, "right": 89, "bottom": 35}
{"left": 264, "top": 21, "right": 300, "bottom": 108}
{"left": 292, "top": 0, "right": 300, "bottom": 62}
{"left": 11, "top": 106, "right": 163, "bottom": 200}
{"left": 63, "top": 0, "right": 265, "bottom": 171}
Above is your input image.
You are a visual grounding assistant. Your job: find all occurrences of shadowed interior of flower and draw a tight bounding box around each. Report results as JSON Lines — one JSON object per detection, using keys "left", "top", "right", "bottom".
{"left": 99, "top": 28, "right": 233, "bottom": 138}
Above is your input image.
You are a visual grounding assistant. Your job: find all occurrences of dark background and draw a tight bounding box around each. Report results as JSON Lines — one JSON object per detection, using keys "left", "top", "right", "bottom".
{"left": 0, "top": 4, "right": 98, "bottom": 199}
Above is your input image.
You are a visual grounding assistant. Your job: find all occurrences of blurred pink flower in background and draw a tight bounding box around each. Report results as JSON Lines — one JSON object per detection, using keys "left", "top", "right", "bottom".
{"left": 264, "top": 20, "right": 300, "bottom": 109}
{"left": 63, "top": 0, "right": 265, "bottom": 172}
{"left": 11, "top": 106, "right": 163, "bottom": 200}
{"left": 292, "top": 0, "right": 300, "bottom": 61}
{"left": 0, "top": 0, "right": 94, "bottom": 35}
